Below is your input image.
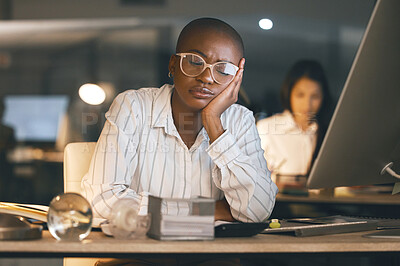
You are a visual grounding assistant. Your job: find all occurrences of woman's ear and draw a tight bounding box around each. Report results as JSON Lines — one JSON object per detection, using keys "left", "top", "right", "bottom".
{"left": 168, "top": 55, "right": 177, "bottom": 76}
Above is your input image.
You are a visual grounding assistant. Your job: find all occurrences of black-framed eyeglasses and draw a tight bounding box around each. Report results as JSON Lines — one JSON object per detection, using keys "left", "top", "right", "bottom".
{"left": 176, "top": 53, "right": 239, "bottom": 85}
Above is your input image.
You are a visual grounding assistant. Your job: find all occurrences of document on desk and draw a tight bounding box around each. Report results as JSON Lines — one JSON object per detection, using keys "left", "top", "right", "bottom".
{"left": 262, "top": 216, "right": 378, "bottom": 237}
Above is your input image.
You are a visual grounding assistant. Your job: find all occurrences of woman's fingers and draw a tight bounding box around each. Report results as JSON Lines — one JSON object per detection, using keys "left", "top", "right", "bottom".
{"left": 225, "top": 58, "right": 245, "bottom": 95}
{"left": 202, "top": 58, "right": 245, "bottom": 116}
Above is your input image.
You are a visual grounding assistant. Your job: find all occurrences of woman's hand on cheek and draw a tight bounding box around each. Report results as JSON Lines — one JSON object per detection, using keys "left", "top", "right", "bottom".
{"left": 201, "top": 58, "right": 245, "bottom": 143}
{"left": 202, "top": 58, "right": 245, "bottom": 119}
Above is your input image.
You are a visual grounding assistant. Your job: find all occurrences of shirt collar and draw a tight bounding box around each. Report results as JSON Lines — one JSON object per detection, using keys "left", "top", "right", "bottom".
{"left": 150, "top": 83, "right": 210, "bottom": 145}
{"left": 281, "top": 110, "right": 318, "bottom": 134}
{"left": 151, "top": 84, "right": 174, "bottom": 132}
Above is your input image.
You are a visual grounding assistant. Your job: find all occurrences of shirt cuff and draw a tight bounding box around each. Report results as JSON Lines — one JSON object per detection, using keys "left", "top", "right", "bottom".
{"left": 206, "top": 130, "right": 241, "bottom": 168}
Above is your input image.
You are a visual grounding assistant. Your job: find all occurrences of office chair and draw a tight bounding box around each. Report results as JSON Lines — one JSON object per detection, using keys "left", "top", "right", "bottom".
{"left": 63, "top": 142, "right": 96, "bottom": 194}
{"left": 63, "top": 142, "right": 103, "bottom": 266}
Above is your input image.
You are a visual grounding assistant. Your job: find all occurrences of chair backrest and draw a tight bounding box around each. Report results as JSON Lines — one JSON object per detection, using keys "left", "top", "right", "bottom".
{"left": 63, "top": 142, "right": 96, "bottom": 193}
{"left": 63, "top": 142, "right": 105, "bottom": 266}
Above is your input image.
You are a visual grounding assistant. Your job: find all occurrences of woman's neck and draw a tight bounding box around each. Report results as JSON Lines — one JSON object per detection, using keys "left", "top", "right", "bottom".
{"left": 292, "top": 113, "right": 313, "bottom": 132}
{"left": 171, "top": 93, "right": 203, "bottom": 148}
{"left": 172, "top": 107, "right": 202, "bottom": 134}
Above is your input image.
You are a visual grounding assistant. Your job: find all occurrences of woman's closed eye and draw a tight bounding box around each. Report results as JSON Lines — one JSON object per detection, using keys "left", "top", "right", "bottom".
{"left": 216, "top": 70, "right": 230, "bottom": 76}
{"left": 215, "top": 63, "right": 235, "bottom": 76}
{"left": 188, "top": 58, "right": 203, "bottom": 66}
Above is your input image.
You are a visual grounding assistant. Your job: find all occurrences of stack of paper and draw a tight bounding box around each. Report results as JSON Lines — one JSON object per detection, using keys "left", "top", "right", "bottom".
{"left": 147, "top": 196, "right": 215, "bottom": 240}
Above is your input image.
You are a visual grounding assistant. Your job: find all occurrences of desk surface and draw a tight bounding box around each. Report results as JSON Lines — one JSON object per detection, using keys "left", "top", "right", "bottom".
{"left": 2, "top": 230, "right": 400, "bottom": 257}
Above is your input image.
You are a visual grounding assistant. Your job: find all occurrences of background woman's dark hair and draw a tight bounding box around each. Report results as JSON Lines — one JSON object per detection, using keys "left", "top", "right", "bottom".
{"left": 279, "top": 59, "right": 333, "bottom": 172}
{"left": 0, "top": 97, "right": 4, "bottom": 119}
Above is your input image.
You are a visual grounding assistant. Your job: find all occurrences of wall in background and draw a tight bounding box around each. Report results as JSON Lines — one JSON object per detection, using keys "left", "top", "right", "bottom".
{"left": 0, "top": 0, "right": 377, "bottom": 206}
{"left": 0, "top": 0, "right": 376, "bottom": 115}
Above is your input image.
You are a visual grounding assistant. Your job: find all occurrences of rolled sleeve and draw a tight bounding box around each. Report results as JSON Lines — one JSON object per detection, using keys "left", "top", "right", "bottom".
{"left": 206, "top": 130, "right": 241, "bottom": 168}
{"left": 205, "top": 109, "right": 278, "bottom": 222}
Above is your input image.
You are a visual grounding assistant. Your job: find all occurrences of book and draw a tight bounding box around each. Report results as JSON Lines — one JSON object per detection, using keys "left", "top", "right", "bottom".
{"left": 0, "top": 202, "right": 48, "bottom": 222}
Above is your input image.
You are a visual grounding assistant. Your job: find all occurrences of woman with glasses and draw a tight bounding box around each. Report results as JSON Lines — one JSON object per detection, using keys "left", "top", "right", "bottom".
{"left": 82, "top": 17, "right": 278, "bottom": 228}
{"left": 256, "top": 60, "right": 333, "bottom": 187}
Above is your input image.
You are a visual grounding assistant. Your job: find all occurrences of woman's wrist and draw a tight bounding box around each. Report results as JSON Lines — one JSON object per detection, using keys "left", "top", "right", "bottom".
{"left": 215, "top": 199, "right": 235, "bottom": 222}
{"left": 202, "top": 112, "right": 224, "bottom": 143}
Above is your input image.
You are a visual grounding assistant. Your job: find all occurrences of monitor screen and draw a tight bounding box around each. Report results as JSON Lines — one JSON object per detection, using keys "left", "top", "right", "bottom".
{"left": 3, "top": 95, "right": 69, "bottom": 144}
{"left": 307, "top": 0, "right": 400, "bottom": 189}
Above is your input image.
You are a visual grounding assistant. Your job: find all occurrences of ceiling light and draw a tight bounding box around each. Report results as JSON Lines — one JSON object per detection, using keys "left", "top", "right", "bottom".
{"left": 259, "top": 19, "right": 273, "bottom": 30}
{"left": 78, "top": 83, "right": 106, "bottom": 105}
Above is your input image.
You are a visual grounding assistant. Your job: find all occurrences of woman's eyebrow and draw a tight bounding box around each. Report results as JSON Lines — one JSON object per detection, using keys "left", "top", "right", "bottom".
{"left": 187, "top": 49, "right": 235, "bottom": 64}
{"left": 187, "top": 49, "right": 207, "bottom": 58}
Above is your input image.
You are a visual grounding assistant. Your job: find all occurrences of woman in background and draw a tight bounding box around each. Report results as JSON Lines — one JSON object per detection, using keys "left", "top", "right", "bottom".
{"left": 257, "top": 60, "right": 332, "bottom": 180}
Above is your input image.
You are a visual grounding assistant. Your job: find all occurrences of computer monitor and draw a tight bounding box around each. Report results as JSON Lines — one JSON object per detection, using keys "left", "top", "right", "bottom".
{"left": 3, "top": 95, "right": 69, "bottom": 145}
{"left": 307, "top": 0, "right": 400, "bottom": 189}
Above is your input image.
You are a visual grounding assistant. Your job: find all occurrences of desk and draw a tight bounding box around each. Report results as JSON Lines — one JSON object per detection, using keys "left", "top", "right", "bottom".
{"left": 1, "top": 230, "right": 400, "bottom": 258}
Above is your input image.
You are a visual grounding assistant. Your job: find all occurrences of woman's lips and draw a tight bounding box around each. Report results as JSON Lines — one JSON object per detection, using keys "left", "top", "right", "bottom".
{"left": 189, "top": 87, "right": 214, "bottom": 98}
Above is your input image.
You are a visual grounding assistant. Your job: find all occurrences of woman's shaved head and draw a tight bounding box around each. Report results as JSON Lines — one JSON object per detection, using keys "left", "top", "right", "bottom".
{"left": 176, "top": 17, "right": 244, "bottom": 58}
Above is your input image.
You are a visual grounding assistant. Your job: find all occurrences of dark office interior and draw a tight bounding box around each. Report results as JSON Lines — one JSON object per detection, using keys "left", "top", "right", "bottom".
{"left": 5, "top": 1, "right": 400, "bottom": 266}
{"left": 0, "top": 0, "right": 376, "bottom": 206}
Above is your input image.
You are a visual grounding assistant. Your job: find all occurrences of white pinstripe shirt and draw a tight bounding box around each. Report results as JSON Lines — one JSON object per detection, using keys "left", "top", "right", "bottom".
{"left": 81, "top": 84, "right": 278, "bottom": 224}
{"left": 257, "top": 110, "right": 317, "bottom": 176}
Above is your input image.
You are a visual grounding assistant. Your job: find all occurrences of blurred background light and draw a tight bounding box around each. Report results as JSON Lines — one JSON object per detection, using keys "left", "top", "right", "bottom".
{"left": 259, "top": 18, "right": 273, "bottom": 30}
{"left": 78, "top": 83, "right": 106, "bottom": 105}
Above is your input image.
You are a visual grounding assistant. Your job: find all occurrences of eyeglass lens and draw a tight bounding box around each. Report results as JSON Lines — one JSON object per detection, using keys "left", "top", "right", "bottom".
{"left": 180, "top": 54, "right": 237, "bottom": 84}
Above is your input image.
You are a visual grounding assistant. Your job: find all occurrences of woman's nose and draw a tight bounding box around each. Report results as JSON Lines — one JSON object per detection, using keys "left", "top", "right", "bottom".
{"left": 307, "top": 98, "right": 313, "bottom": 110}
{"left": 196, "top": 67, "right": 214, "bottom": 84}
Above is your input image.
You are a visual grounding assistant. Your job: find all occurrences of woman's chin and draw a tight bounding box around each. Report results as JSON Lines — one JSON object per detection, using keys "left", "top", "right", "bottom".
{"left": 186, "top": 98, "right": 211, "bottom": 111}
